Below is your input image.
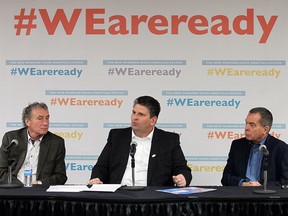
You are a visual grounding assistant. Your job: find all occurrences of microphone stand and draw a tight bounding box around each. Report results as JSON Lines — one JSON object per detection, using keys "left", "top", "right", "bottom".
{"left": 122, "top": 154, "right": 145, "bottom": 191}
{"left": 131, "top": 157, "right": 135, "bottom": 186}
{"left": 253, "top": 155, "right": 276, "bottom": 194}
{"left": 0, "top": 150, "right": 23, "bottom": 188}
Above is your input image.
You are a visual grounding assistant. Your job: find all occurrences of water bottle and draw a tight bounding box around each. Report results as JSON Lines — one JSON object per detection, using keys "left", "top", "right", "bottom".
{"left": 23, "top": 161, "right": 32, "bottom": 187}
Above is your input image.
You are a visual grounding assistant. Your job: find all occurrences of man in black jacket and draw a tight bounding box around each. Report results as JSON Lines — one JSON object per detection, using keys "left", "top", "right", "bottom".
{"left": 89, "top": 96, "right": 192, "bottom": 187}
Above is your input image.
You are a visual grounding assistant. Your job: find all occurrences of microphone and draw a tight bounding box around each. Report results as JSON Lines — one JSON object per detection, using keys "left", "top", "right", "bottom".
{"left": 122, "top": 141, "right": 144, "bottom": 191}
{"left": 130, "top": 141, "right": 137, "bottom": 158}
{"left": 259, "top": 144, "right": 269, "bottom": 156}
{"left": 0, "top": 139, "right": 23, "bottom": 188}
{"left": 4, "top": 139, "right": 18, "bottom": 153}
{"left": 254, "top": 144, "right": 276, "bottom": 194}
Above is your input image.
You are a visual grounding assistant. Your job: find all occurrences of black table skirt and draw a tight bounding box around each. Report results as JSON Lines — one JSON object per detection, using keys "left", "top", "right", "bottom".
{"left": 1, "top": 185, "right": 288, "bottom": 216}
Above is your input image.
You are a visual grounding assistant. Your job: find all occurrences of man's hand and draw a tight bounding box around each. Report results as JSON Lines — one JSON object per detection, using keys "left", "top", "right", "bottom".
{"left": 88, "top": 178, "right": 103, "bottom": 185}
{"left": 172, "top": 174, "right": 186, "bottom": 187}
{"left": 242, "top": 181, "right": 261, "bottom": 186}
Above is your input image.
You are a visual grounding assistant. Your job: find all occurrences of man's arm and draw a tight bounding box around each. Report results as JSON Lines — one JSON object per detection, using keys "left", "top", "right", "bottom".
{"left": 221, "top": 141, "right": 245, "bottom": 186}
{"left": 90, "top": 130, "right": 114, "bottom": 183}
{"left": 38, "top": 138, "right": 67, "bottom": 185}
{"left": 171, "top": 134, "right": 192, "bottom": 186}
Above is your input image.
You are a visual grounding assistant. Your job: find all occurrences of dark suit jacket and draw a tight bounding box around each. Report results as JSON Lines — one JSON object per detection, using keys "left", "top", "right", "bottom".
{"left": 0, "top": 127, "right": 67, "bottom": 185}
{"left": 221, "top": 134, "right": 288, "bottom": 186}
{"left": 90, "top": 127, "right": 192, "bottom": 186}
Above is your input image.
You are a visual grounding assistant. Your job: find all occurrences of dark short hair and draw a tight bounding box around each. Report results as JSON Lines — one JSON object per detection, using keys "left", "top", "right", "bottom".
{"left": 249, "top": 107, "right": 273, "bottom": 130}
{"left": 22, "top": 102, "right": 48, "bottom": 126}
{"left": 133, "top": 96, "right": 161, "bottom": 118}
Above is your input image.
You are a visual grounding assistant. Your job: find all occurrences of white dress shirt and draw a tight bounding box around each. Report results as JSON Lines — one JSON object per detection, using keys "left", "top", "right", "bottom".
{"left": 17, "top": 134, "right": 41, "bottom": 183}
{"left": 121, "top": 129, "right": 154, "bottom": 186}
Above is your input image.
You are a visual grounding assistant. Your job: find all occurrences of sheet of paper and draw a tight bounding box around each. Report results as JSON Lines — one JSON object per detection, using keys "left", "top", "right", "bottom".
{"left": 156, "top": 187, "right": 216, "bottom": 195}
{"left": 83, "top": 184, "right": 122, "bottom": 192}
{"left": 46, "top": 184, "right": 122, "bottom": 192}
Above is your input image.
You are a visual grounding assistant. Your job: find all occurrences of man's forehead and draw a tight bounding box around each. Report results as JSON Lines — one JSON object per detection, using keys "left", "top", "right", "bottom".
{"left": 31, "top": 108, "right": 49, "bottom": 115}
{"left": 246, "top": 113, "right": 261, "bottom": 122}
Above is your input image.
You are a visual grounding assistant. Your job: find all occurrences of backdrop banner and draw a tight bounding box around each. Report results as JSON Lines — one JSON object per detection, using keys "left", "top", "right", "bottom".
{"left": 0, "top": 0, "right": 287, "bottom": 185}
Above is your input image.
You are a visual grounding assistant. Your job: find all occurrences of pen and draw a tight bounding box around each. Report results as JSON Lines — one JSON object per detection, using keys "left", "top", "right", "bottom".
{"left": 86, "top": 184, "right": 92, "bottom": 188}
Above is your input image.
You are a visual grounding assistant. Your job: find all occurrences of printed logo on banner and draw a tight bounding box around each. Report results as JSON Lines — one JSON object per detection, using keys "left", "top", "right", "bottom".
{"left": 202, "top": 123, "right": 286, "bottom": 140}
{"left": 13, "top": 8, "right": 277, "bottom": 43}
{"left": 162, "top": 91, "right": 244, "bottom": 109}
{"left": 103, "top": 60, "right": 184, "bottom": 78}
{"left": 202, "top": 60, "right": 284, "bottom": 79}
{"left": 186, "top": 156, "right": 226, "bottom": 173}
{"left": 6, "top": 60, "right": 87, "bottom": 78}
{"left": 65, "top": 155, "right": 96, "bottom": 171}
{"left": 45, "top": 90, "right": 127, "bottom": 108}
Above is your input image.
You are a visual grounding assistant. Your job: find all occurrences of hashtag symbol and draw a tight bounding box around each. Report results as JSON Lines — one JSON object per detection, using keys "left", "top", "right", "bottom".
{"left": 14, "top": 8, "right": 37, "bottom": 35}
{"left": 166, "top": 98, "right": 174, "bottom": 106}
{"left": 50, "top": 98, "right": 57, "bottom": 106}
{"left": 108, "top": 68, "right": 115, "bottom": 75}
{"left": 207, "top": 68, "right": 213, "bottom": 76}
{"left": 207, "top": 131, "right": 214, "bottom": 139}
{"left": 10, "top": 68, "right": 17, "bottom": 76}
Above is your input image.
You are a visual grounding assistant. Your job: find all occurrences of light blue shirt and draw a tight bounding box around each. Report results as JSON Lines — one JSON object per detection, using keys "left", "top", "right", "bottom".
{"left": 239, "top": 135, "right": 268, "bottom": 186}
{"left": 246, "top": 143, "right": 263, "bottom": 182}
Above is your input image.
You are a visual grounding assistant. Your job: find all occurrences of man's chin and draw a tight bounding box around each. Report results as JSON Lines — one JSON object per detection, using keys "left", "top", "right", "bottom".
{"left": 41, "top": 130, "right": 48, "bottom": 135}
{"left": 245, "top": 137, "right": 252, "bottom": 141}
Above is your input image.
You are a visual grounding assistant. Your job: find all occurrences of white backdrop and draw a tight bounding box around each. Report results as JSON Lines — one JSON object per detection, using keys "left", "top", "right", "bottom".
{"left": 0, "top": 0, "right": 287, "bottom": 185}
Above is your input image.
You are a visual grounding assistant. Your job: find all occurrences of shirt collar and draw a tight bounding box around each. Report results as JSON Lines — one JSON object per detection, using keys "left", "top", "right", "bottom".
{"left": 249, "top": 134, "right": 269, "bottom": 147}
{"left": 260, "top": 134, "right": 268, "bottom": 145}
{"left": 27, "top": 131, "right": 43, "bottom": 143}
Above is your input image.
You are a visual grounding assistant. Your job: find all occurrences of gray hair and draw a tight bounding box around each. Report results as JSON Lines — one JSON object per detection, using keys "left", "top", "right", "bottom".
{"left": 249, "top": 107, "right": 273, "bottom": 130}
{"left": 22, "top": 102, "right": 48, "bottom": 126}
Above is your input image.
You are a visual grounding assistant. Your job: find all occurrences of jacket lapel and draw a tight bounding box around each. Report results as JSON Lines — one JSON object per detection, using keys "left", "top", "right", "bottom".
{"left": 117, "top": 129, "right": 132, "bottom": 182}
{"left": 14, "top": 129, "right": 29, "bottom": 173}
{"left": 36, "top": 133, "right": 50, "bottom": 178}
{"left": 147, "top": 127, "right": 160, "bottom": 185}
{"left": 242, "top": 139, "right": 252, "bottom": 176}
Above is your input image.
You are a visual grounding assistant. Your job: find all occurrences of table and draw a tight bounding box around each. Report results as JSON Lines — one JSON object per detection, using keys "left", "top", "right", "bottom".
{"left": 0, "top": 185, "right": 288, "bottom": 216}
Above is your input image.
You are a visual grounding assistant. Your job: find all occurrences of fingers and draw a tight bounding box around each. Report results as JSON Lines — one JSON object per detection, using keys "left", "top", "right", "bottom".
{"left": 88, "top": 178, "right": 103, "bottom": 185}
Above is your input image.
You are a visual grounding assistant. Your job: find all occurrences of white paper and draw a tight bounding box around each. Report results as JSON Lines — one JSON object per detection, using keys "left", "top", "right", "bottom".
{"left": 46, "top": 184, "right": 122, "bottom": 192}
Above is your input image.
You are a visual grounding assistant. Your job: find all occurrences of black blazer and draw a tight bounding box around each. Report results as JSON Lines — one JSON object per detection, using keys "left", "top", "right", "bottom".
{"left": 221, "top": 134, "right": 288, "bottom": 186}
{"left": 90, "top": 127, "right": 192, "bottom": 186}
{"left": 0, "top": 127, "right": 67, "bottom": 185}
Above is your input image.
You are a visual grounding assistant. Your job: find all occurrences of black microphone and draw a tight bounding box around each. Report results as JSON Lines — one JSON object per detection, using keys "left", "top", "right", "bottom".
{"left": 122, "top": 140, "right": 144, "bottom": 191}
{"left": 259, "top": 144, "right": 269, "bottom": 156}
{"left": 130, "top": 141, "right": 137, "bottom": 158}
{"left": 4, "top": 139, "right": 18, "bottom": 153}
{"left": 254, "top": 143, "right": 276, "bottom": 194}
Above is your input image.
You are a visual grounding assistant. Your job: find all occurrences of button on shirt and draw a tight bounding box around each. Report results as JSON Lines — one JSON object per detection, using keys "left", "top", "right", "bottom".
{"left": 121, "top": 130, "right": 153, "bottom": 186}
{"left": 17, "top": 137, "right": 41, "bottom": 183}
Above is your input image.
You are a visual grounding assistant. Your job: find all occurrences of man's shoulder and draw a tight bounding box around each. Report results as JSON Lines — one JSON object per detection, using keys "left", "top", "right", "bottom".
{"left": 231, "top": 137, "right": 248, "bottom": 146}
{"left": 108, "top": 127, "right": 131, "bottom": 138}
{"left": 110, "top": 127, "right": 131, "bottom": 133}
{"left": 4, "top": 127, "right": 26, "bottom": 137}
{"left": 267, "top": 134, "right": 287, "bottom": 148}
{"left": 154, "top": 127, "right": 179, "bottom": 138}
{"left": 44, "top": 131, "right": 64, "bottom": 142}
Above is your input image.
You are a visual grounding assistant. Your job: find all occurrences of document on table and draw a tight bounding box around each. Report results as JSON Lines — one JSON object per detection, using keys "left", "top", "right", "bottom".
{"left": 46, "top": 184, "right": 122, "bottom": 192}
{"left": 156, "top": 187, "right": 216, "bottom": 195}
